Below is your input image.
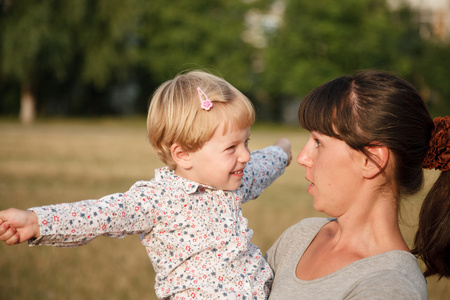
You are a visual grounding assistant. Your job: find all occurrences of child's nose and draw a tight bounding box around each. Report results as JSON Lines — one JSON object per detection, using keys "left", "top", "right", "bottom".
{"left": 238, "top": 147, "right": 251, "bottom": 163}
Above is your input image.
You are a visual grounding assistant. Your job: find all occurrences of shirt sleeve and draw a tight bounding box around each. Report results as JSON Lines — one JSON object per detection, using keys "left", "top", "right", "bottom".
{"left": 240, "top": 145, "right": 288, "bottom": 203}
{"left": 28, "top": 184, "right": 158, "bottom": 247}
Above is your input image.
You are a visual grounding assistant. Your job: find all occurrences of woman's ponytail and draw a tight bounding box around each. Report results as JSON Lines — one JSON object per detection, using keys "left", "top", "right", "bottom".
{"left": 412, "top": 171, "right": 450, "bottom": 278}
{"left": 413, "top": 116, "right": 450, "bottom": 278}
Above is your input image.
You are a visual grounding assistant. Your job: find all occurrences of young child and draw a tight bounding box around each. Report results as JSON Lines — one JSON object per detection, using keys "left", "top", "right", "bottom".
{"left": 0, "top": 70, "right": 292, "bottom": 299}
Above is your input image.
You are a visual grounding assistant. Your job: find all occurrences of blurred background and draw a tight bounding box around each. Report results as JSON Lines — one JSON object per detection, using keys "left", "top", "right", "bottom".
{"left": 1, "top": 0, "right": 450, "bottom": 124}
{"left": 1, "top": 0, "right": 450, "bottom": 299}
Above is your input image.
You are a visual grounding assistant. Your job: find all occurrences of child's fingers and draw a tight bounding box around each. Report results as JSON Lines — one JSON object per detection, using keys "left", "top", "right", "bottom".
{"left": 0, "top": 223, "right": 22, "bottom": 245}
{"left": 0, "top": 223, "right": 19, "bottom": 244}
{"left": 5, "top": 231, "right": 20, "bottom": 245}
{"left": 0, "top": 220, "right": 10, "bottom": 236}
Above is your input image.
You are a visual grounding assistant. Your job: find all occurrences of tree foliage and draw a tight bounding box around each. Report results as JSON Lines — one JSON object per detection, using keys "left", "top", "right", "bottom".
{"left": 0, "top": 0, "right": 258, "bottom": 121}
{"left": 417, "top": 42, "right": 450, "bottom": 116}
{"left": 262, "top": 0, "right": 420, "bottom": 97}
{"left": 0, "top": 0, "right": 143, "bottom": 122}
{"left": 1, "top": 0, "right": 141, "bottom": 86}
{"left": 1, "top": 0, "right": 449, "bottom": 121}
{"left": 136, "top": 0, "right": 254, "bottom": 90}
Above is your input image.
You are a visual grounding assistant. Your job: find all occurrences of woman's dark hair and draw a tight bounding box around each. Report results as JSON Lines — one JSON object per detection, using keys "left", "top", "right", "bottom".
{"left": 299, "top": 70, "right": 433, "bottom": 196}
{"left": 298, "top": 69, "right": 450, "bottom": 278}
{"left": 413, "top": 172, "right": 450, "bottom": 278}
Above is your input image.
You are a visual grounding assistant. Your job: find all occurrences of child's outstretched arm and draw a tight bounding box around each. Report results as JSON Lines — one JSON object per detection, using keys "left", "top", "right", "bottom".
{"left": 273, "top": 138, "right": 292, "bottom": 166}
{"left": 0, "top": 208, "right": 40, "bottom": 245}
{"left": 1, "top": 187, "right": 159, "bottom": 248}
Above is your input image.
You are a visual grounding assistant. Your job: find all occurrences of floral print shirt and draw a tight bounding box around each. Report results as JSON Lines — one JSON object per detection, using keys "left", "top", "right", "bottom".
{"left": 29, "top": 146, "right": 288, "bottom": 299}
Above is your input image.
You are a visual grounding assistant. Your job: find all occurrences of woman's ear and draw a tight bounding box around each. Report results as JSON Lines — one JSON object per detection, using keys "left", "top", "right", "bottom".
{"left": 362, "top": 145, "right": 389, "bottom": 179}
{"left": 170, "top": 143, "right": 192, "bottom": 170}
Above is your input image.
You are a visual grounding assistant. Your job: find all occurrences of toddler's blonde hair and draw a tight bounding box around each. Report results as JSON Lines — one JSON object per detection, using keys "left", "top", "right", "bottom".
{"left": 147, "top": 70, "right": 255, "bottom": 169}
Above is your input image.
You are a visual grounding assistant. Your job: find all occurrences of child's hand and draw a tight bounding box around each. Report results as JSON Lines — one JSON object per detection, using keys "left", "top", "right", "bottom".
{"left": 274, "top": 138, "right": 292, "bottom": 166}
{"left": 0, "top": 208, "right": 40, "bottom": 245}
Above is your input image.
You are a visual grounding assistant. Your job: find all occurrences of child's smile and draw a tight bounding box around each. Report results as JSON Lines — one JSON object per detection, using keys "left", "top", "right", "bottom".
{"left": 183, "top": 123, "right": 251, "bottom": 191}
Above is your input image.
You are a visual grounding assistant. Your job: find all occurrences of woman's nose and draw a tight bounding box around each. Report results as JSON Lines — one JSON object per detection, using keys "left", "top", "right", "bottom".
{"left": 297, "top": 145, "right": 312, "bottom": 168}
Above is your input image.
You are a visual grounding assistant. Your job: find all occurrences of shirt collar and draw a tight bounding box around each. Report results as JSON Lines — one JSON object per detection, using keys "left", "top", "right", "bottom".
{"left": 154, "top": 167, "right": 216, "bottom": 194}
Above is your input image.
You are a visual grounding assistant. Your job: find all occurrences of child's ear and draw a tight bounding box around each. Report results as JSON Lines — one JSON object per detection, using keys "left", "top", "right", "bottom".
{"left": 362, "top": 145, "right": 389, "bottom": 179}
{"left": 170, "top": 143, "right": 192, "bottom": 169}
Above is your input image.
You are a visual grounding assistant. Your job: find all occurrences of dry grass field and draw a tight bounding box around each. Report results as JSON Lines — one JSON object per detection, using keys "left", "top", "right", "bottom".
{"left": 0, "top": 119, "right": 448, "bottom": 299}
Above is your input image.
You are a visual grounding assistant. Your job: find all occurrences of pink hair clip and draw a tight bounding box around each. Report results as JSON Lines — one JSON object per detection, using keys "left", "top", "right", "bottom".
{"left": 197, "top": 87, "right": 213, "bottom": 111}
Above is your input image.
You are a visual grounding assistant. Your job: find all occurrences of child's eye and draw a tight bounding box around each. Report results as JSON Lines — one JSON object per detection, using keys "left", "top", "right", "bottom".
{"left": 245, "top": 138, "right": 250, "bottom": 147}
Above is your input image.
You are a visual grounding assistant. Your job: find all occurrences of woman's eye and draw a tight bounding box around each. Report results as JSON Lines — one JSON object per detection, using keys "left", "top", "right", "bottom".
{"left": 314, "top": 139, "right": 321, "bottom": 148}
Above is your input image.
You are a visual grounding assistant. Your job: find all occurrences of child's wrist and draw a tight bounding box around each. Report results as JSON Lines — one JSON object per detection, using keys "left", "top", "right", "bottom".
{"left": 29, "top": 211, "right": 40, "bottom": 238}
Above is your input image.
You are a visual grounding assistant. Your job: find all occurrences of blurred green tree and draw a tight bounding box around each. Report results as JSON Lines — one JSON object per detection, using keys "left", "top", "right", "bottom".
{"left": 0, "top": 0, "right": 142, "bottom": 124}
{"left": 417, "top": 41, "right": 450, "bottom": 116}
{"left": 259, "top": 0, "right": 427, "bottom": 120}
{"left": 136, "top": 0, "right": 254, "bottom": 91}
{"left": 3, "top": 0, "right": 446, "bottom": 121}
{"left": 0, "top": 0, "right": 258, "bottom": 122}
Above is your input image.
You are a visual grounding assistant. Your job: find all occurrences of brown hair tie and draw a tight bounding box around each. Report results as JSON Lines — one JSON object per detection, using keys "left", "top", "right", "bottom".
{"left": 423, "top": 116, "right": 450, "bottom": 171}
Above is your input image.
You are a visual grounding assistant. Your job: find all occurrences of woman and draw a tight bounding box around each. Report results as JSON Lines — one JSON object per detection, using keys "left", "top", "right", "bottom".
{"left": 266, "top": 70, "right": 450, "bottom": 299}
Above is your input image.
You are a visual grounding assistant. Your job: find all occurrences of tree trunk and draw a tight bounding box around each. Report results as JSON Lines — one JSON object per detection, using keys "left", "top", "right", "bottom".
{"left": 19, "top": 81, "right": 36, "bottom": 125}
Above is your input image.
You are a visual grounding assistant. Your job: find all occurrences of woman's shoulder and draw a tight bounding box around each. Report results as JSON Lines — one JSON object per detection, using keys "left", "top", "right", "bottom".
{"left": 363, "top": 250, "right": 426, "bottom": 285}
{"left": 345, "top": 250, "right": 427, "bottom": 299}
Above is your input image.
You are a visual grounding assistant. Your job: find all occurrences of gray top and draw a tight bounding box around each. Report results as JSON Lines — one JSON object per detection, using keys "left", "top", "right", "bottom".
{"left": 266, "top": 218, "right": 427, "bottom": 299}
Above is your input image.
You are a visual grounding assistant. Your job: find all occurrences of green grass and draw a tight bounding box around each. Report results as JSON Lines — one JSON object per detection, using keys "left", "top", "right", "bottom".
{"left": 0, "top": 119, "right": 448, "bottom": 299}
